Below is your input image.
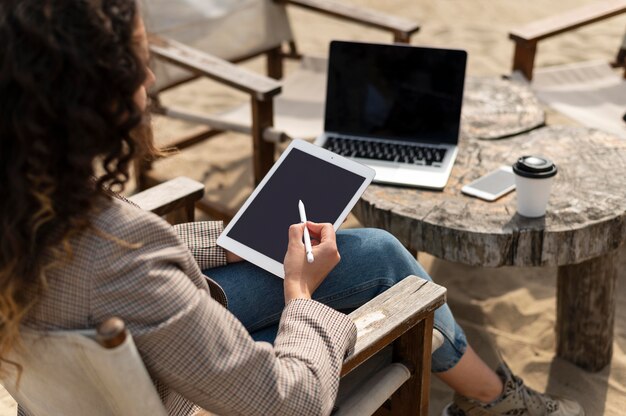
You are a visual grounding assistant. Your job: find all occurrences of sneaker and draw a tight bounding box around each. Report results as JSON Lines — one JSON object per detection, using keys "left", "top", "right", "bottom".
{"left": 441, "top": 362, "right": 584, "bottom": 416}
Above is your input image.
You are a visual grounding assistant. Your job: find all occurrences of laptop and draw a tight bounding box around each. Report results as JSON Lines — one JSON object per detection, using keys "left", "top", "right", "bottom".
{"left": 315, "top": 41, "right": 467, "bottom": 189}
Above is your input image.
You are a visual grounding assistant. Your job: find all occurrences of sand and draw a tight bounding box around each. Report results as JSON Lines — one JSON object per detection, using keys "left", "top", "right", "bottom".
{"left": 3, "top": 1, "right": 625, "bottom": 414}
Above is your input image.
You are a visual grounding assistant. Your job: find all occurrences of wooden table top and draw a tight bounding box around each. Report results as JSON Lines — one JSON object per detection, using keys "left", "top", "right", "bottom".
{"left": 462, "top": 76, "right": 545, "bottom": 140}
{"left": 353, "top": 125, "right": 626, "bottom": 268}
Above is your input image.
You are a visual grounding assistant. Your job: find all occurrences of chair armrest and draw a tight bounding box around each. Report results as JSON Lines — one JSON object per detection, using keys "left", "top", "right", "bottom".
{"left": 342, "top": 275, "right": 446, "bottom": 376}
{"left": 157, "top": 106, "right": 291, "bottom": 144}
{"left": 509, "top": 0, "right": 626, "bottom": 43}
{"left": 509, "top": 0, "right": 626, "bottom": 80}
{"left": 283, "top": 0, "right": 420, "bottom": 43}
{"left": 148, "top": 35, "right": 282, "bottom": 101}
{"left": 128, "top": 177, "right": 204, "bottom": 219}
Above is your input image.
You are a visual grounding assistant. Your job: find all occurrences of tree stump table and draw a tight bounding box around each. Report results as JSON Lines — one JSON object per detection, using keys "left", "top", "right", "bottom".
{"left": 462, "top": 76, "right": 545, "bottom": 140}
{"left": 353, "top": 125, "right": 626, "bottom": 371}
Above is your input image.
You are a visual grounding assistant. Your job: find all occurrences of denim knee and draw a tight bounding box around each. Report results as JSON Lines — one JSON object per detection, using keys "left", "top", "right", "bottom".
{"left": 350, "top": 228, "right": 431, "bottom": 282}
{"left": 348, "top": 228, "right": 467, "bottom": 372}
{"left": 357, "top": 229, "right": 468, "bottom": 372}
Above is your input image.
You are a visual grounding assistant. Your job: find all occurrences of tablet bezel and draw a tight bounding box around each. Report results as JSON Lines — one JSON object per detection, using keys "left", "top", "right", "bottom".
{"left": 216, "top": 139, "right": 375, "bottom": 278}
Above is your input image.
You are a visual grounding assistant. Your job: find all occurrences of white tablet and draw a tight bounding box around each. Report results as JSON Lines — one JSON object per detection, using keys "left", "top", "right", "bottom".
{"left": 217, "top": 139, "right": 375, "bottom": 278}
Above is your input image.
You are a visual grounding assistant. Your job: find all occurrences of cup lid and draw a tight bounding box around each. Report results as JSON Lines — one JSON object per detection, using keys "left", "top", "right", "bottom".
{"left": 512, "top": 156, "right": 557, "bottom": 179}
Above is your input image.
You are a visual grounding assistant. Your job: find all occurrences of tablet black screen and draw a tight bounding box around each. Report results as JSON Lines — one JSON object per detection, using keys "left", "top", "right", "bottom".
{"left": 226, "top": 148, "right": 366, "bottom": 263}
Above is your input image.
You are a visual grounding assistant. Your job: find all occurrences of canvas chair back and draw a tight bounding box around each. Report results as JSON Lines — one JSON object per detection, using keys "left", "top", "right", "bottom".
{"left": 142, "top": 0, "right": 294, "bottom": 90}
{"left": 513, "top": 60, "right": 626, "bottom": 139}
{"left": 1, "top": 329, "right": 167, "bottom": 416}
{"left": 508, "top": 0, "right": 626, "bottom": 139}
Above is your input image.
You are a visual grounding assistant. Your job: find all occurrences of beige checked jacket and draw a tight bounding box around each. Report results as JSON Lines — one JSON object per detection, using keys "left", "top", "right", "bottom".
{"left": 20, "top": 196, "right": 357, "bottom": 416}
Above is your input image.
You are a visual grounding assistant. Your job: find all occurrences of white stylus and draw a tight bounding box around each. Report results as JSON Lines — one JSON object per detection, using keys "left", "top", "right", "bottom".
{"left": 298, "top": 200, "right": 315, "bottom": 263}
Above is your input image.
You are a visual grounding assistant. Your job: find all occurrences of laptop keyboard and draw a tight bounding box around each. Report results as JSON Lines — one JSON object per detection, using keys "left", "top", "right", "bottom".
{"left": 323, "top": 136, "right": 447, "bottom": 166}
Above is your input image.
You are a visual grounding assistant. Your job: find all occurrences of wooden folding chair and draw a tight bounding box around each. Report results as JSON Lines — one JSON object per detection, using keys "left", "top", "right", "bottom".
{"left": 139, "top": 0, "right": 420, "bottom": 219}
{"left": 1, "top": 178, "right": 447, "bottom": 416}
{"left": 508, "top": 0, "right": 626, "bottom": 139}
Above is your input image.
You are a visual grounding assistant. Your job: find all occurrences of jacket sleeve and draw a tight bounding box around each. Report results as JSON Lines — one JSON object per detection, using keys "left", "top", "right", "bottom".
{"left": 91, "top": 213, "right": 356, "bottom": 416}
{"left": 111, "top": 189, "right": 228, "bottom": 270}
{"left": 172, "top": 221, "right": 227, "bottom": 270}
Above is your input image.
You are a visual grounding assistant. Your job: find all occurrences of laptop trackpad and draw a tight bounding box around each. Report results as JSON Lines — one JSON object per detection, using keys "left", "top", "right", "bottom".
{"left": 368, "top": 163, "right": 403, "bottom": 182}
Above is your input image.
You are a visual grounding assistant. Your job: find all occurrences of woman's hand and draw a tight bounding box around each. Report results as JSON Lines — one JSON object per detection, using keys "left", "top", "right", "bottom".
{"left": 225, "top": 250, "right": 243, "bottom": 263}
{"left": 283, "top": 222, "right": 340, "bottom": 303}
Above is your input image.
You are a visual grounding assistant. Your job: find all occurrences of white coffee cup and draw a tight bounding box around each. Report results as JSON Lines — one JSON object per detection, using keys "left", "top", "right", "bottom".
{"left": 512, "top": 156, "right": 558, "bottom": 218}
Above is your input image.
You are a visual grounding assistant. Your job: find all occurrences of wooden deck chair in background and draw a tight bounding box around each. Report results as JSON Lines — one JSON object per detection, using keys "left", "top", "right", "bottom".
{"left": 139, "top": 0, "right": 420, "bottom": 219}
{"left": 508, "top": 0, "right": 626, "bottom": 139}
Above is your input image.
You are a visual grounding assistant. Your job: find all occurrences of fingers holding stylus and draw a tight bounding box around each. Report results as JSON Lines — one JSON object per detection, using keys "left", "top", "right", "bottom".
{"left": 292, "top": 222, "right": 336, "bottom": 252}
{"left": 287, "top": 222, "right": 305, "bottom": 248}
{"left": 307, "top": 222, "right": 339, "bottom": 263}
{"left": 283, "top": 222, "right": 340, "bottom": 302}
{"left": 287, "top": 222, "right": 336, "bottom": 255}
{"left": 305, "top": 222, "right": 321, "bottom": 246}
{"left": 305, "top": 221, "right": 335, "bottom": 245}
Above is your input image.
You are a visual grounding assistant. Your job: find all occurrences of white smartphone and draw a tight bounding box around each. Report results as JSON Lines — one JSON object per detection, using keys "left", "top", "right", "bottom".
{"left": 461, "top": 166, "right": 516, "bottom": 201}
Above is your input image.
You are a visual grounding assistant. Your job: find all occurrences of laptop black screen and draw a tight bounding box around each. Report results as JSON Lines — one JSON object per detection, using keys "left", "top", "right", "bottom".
{"left": 324, "top": 41, "right": 467, "bottom": 145}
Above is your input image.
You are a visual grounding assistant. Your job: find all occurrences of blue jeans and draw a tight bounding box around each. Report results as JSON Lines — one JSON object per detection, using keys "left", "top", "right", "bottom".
{"left": 205, "top": 228, "right": 467, "bottom": 373}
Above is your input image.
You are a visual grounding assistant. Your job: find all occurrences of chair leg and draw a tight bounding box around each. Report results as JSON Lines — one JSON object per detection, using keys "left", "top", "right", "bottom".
{"left": 512, "top": 41, "right": 537, "bottom": 81}
{"left": 389, "top": 314, "right": 434, "bottom": 416}
{"left": 250, "top": 98, "right": 276, "bottom": 185}
{"left": 266, "top": 46, "right": 284, "bottom": 79}
{"left": 393, "top": 32, "right": 411, "bottom": 43}
{"left": 134, "top": 158, "right": 153, "bottom": 191}
{"left": 184, "top": 200, "right": 196, "bottom": 222}
{"left": 165, "top": 197, "right": 197, "bottom": 224}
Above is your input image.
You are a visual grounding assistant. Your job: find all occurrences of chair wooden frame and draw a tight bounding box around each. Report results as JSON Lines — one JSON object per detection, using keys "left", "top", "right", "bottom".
{"left": 89, "top": 276, "right": 445, "bottom": 416}
{"left": 128, "top": 175, "right": 205, "bottom": 222}
{"left": 509, "top": 0, "right": 626, "bottom": 81}
{"left": 342, "top": 276, "right": 445, "bottom": 416}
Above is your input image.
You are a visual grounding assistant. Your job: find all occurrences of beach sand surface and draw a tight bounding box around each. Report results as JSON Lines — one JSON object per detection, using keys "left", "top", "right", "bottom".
{"left": 2, "top": 1, "right": 625, "bottom": 414}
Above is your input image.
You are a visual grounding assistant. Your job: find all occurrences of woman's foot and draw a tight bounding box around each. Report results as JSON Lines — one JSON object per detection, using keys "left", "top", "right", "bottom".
{"left": 442, "top": 362, "right": 584, "bottom": 416}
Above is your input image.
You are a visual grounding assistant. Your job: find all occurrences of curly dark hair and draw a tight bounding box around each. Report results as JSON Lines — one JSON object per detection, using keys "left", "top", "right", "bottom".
{"left": 0, "top": 0, "right": 150, "bottom": 364}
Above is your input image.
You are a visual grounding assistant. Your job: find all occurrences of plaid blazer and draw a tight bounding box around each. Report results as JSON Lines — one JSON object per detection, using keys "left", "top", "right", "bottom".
{"left": 20, "top": 196, "right": 357, "bottom": 416}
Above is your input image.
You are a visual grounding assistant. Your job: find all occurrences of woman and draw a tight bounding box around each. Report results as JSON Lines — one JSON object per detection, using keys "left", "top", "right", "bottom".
{"left": 0, "top": 1, "right": 583, "bottom": 415}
